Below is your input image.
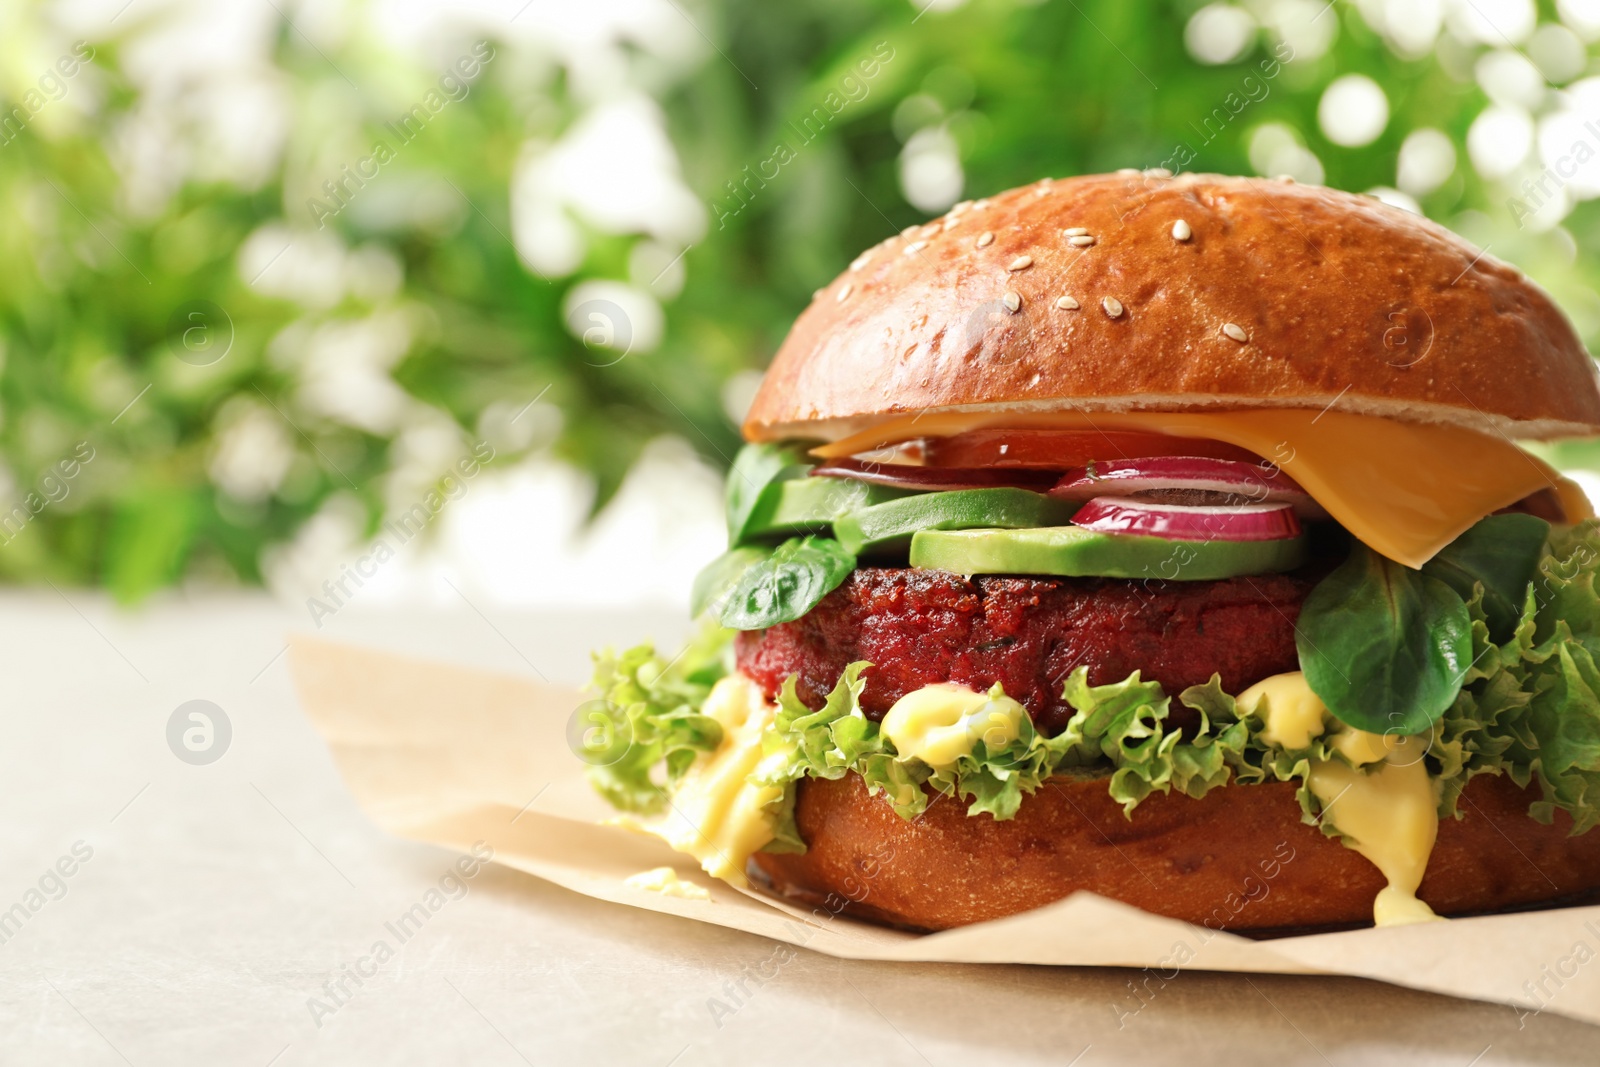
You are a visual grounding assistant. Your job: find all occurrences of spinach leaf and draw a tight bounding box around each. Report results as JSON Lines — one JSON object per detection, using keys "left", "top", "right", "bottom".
{"left": 726, "top": 443, "right": 812, "bottom": 543}
{"left": 689, "top": 545, "right": 771, "bottom": 618}
{"left": 719, "top": 536, "right": 856, "bottom": 630}
{"left": 1296, "top": 544, "right": 1473, "bottom": 736}
{"left": 1421, "top": 513, "right": 1550, "bottom": 642}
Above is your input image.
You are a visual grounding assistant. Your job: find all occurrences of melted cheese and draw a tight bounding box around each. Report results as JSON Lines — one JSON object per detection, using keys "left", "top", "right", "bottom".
{"left": 810, "top": 409, "right": 1587, "bottom": 568}
{"left": 643, "top": 673, "right": 783, "bottom": 888}
{"left": 1238, "top": 672, "right": 1444, "bottom": 927}
{"left": 623, "top": 866, "right": 713, "bottom": 901}
{"left": 880, "top": 684, "right": 1026, "bottom": 769}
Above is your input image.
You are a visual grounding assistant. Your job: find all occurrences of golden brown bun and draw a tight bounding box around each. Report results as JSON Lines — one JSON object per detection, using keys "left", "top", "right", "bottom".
{"left": 743, "top": 173, "right": 1600, "bottom": 443}
{"left": 751, "top": 771, "right": 1600, "bottom": 932}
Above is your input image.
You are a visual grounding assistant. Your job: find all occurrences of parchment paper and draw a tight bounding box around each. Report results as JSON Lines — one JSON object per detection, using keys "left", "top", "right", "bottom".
{"left": 287, "top": 635, "right": 1600, "bottom": 1026}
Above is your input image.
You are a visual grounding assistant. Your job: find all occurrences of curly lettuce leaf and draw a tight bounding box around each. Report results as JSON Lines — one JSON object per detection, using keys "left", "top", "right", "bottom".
{"left": 585, "top": 625, "right": 734, "bottom": 814}
{"left": 752, "top": 663, "right": 1256, "bottom": 829}
{"left": 1457, "top": 521, "right": 1600, "bottom": 832}
{"left": 755, "top": 661, "right": 934, "bottom": 820}
{"left": 1049, "top": 670, "right": 1252, "bottom": 814}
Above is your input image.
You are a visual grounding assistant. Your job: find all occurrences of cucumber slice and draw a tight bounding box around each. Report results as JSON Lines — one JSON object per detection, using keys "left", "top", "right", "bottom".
{"left": 909, "top": 525, "right": 1307, "bottom": 580}
{"left": 739, "top": 477, "right": 912, "bottom": 543}
{"left": 834, "top": 488, "right": 1080, "bottom": 555}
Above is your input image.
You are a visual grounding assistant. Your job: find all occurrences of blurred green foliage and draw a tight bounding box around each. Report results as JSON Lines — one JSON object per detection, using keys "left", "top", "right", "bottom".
{"left": 1, "top": 0, "right": 1597, "bottom": 597}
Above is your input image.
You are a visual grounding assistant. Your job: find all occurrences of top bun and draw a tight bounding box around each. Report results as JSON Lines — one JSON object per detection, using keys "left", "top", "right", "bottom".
{"left": 743, "top": 172, "right": 1600, "bottom": 443}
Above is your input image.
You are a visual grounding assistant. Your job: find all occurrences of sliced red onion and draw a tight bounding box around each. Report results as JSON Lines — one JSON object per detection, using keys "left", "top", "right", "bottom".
{"left": 811, "top": 459, "right": 1059, "bottom": 493}
{"left": 1050, "top": 456, "right": 1328, "bottom": 520}
{"left": 1071, "top": 497, "right": 1303, "bottom": 542}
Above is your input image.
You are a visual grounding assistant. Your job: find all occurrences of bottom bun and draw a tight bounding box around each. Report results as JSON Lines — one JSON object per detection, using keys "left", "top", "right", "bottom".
{"left": 751, "top": 772, "right": 1600, "bottom": 933}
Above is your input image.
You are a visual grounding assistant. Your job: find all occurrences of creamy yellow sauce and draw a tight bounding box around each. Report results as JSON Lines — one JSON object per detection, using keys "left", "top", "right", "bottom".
{"left": 879, "top": 683, "right": 1026, "bottom": 769}
{"left": 1306, "top": 750, "right": 1441, "bottom": 926}
{"left": 627, "top": 672, "right": 784, "bottom": 887}
{"left": 623, "top": 866, "right": 713, "bottom": 901}
{"left": 1240, "top": 673, "right": 1326, "bottom": 750}
{"left": 1239, "top": 672, "right": 1444, "bottom": 927}
{"left": 624, "top": 676, "right": 1031, "bottom": 888}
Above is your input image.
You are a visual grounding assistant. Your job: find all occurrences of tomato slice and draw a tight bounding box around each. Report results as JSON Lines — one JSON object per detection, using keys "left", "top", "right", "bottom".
{"left": 812, "top": 459, "right": 1059, "bottom": 492}
{"left": 922, "top": 429, "right": 1264, "bottom": 469}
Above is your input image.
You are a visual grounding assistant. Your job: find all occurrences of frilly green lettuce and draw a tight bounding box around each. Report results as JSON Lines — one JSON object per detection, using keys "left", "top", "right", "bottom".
{"left": 1433, "top": 520, "right": 1600, "bottom": 833}
{"left": 585, "top": 624, "right": 733, "bottom": 814}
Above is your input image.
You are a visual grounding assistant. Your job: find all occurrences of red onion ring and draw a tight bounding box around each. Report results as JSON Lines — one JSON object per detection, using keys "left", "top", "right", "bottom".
{"left": 1070, "top": 497, "right": 1303, "bottom": 542}
{"left": 1050, "top": 456, "right": 1328, "bottom": 520}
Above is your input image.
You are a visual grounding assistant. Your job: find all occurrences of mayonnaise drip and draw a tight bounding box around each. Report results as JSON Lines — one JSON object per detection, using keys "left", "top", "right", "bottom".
{"left": 625, "top": 672, "right": 784, "bottom": 887}
{"left": 1239, "top": 672, "right": 1444, "bottom": 927}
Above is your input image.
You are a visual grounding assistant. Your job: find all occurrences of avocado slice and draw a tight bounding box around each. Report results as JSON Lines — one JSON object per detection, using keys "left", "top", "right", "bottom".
{"left": 910, "top": 525, "right": 1308, "bottom": 580}
{"left": 738, "top": 477, "right": 913, "bottom": 543}
{"left": 726, "top": 443, "right": 814, "bottom": 543}
{"left": 834, "top": 488, "right": 1080, "bottom": 555}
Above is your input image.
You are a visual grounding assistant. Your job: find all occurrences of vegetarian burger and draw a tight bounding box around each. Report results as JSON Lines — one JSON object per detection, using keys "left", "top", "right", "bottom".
{"left": 586, "top": 172, "right": 1600, "bottom": 933}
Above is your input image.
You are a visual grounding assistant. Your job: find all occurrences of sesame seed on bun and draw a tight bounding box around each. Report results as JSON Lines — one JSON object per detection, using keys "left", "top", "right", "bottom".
{"left": 743, "top": 172, "right": 1600, "bottom": 443}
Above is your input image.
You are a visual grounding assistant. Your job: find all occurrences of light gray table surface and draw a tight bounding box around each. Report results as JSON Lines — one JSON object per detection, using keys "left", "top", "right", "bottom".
{"left": 0, "top": 589, "right": 1592, "bottom": 1066}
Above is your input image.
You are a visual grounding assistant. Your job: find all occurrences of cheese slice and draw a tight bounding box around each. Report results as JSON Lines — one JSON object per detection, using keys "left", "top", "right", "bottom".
{"left": 811, "top": 409, "right": 1585, "bottom": 568}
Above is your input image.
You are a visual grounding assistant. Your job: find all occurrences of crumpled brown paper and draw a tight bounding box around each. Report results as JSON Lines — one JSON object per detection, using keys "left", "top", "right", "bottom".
{"left": 288, "top": 635, "right": 1600, "bottom": 1026}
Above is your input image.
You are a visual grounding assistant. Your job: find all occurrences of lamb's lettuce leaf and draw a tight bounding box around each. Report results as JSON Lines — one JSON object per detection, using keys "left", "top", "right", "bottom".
{"left": 1295, "top": 544, "right": 1473, "bottom": 736}
{"left": 1421, "top": 513, "right": 1550, "bottom": 642}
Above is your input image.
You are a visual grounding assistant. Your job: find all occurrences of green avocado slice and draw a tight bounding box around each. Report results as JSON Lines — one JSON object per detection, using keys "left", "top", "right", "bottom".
{"left": 726, "top": 443, "right": 813, "bottom": 543}
{"left": 834, "top": 487, "right": 1080, "bottom": 555}
{"left": 738, "top": 477, "right": 913, "bottom": 543}
{"left": 909, "top": 525, "right": 1308, "bottom": 580}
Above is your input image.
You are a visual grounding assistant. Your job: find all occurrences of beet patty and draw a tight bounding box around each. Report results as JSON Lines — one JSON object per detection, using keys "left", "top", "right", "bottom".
{"left": 734, "top": 567, "right": 1313, "bottom": 735}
